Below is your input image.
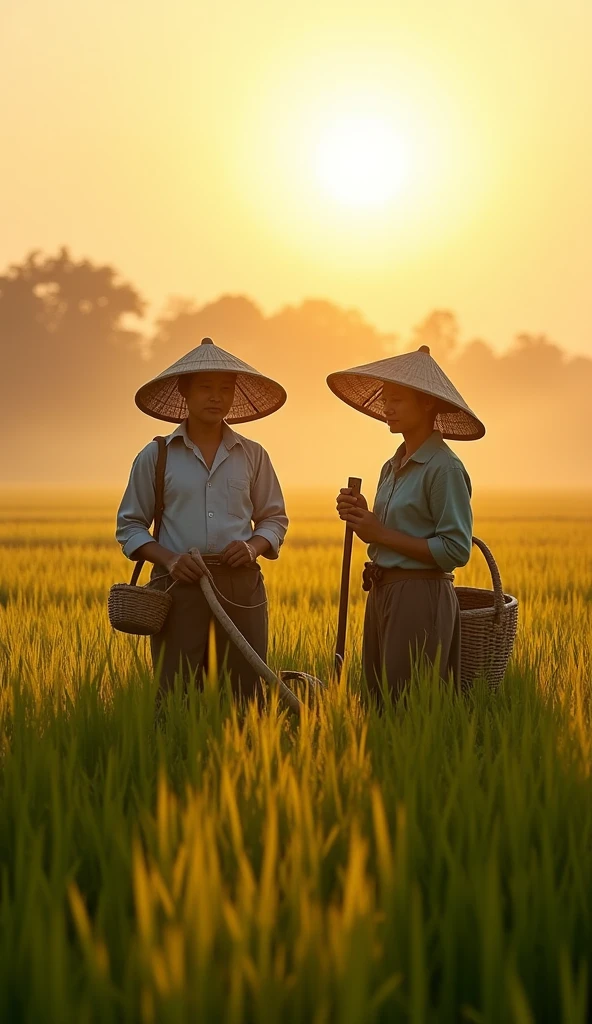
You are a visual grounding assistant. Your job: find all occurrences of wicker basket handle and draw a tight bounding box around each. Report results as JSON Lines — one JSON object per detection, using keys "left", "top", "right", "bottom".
{"left": 472, "top": 536, "right": 505, "bottom": 621}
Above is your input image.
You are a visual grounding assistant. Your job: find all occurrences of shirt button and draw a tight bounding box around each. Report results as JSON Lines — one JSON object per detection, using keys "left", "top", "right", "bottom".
{"left": 208, "top": 511, "right": 214, "bottom": 518}
{"left": 207, "top": 482, "right": 212, "bottom": 488}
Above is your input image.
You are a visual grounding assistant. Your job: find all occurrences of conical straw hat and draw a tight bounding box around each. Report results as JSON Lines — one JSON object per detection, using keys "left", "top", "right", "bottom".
{"left": 326, "top": 345, "right": 485, "bottom": 440}
{"left": 135, "top": 338, "right": 287, "bottom": 423}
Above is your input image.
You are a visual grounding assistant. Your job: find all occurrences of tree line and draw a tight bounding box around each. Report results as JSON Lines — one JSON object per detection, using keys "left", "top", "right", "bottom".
{"left": 1, "top": 248, "right": 590, "bottom": 488}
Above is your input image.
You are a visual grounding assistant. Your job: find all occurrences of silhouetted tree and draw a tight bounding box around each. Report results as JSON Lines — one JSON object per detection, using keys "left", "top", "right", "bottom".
{"left": 153, "top": 295, "right": 265, "bottom": 365}
{"left": 0, "top": 248, "right": 147, "bottom": 480}
{"left": 411, "top": 310, "right": 458, "bottom": 361}
{"left": 153, "top": 295, "right": 397, "bottom": 377}
{"left": 1, "top": 246, "right": 591, "bottom": 487}
{"left": 0, "top": 248, "right": 144, "bottom": 351}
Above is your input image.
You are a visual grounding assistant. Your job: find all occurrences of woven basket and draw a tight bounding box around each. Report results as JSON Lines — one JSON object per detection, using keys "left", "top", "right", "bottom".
{"left": 108, "top": 580, "right": 173, "bottom": 636}
{"left": 456, "top": 537, "right": 518, "bottom": 691}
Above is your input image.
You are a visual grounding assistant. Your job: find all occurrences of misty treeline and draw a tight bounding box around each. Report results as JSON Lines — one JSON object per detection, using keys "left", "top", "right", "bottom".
{"left": 1, "top": 248, "right": 590, "bottom": 488}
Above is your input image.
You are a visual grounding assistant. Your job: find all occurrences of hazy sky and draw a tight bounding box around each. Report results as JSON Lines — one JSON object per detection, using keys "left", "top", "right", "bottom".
{"left": 2, "top": 0, "right": 591, "bottom": 356}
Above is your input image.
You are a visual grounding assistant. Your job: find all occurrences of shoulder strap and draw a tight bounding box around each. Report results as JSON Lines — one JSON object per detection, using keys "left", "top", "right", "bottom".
{"left": 129, "top": 436, "right": 168, "bottom": 586}
{"left": 152, "top": 436, "right": 167, "bottom": 541}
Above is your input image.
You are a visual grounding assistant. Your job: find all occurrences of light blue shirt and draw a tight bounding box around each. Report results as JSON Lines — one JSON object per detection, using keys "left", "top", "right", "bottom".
{"left": 116, "top": 421, "right": 288, "bottom": 560}
{"left": 368, "top": 430, "right": 473, "bottom": 572}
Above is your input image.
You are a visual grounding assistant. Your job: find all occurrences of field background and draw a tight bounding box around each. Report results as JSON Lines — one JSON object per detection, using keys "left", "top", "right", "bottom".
{"left": 1, "top": 489, "right": 591, "bottom": 1023}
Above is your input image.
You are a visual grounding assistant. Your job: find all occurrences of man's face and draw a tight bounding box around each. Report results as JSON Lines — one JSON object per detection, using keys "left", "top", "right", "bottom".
{"left": 181, "top": 372, "right": 237, "bottom": 424}
{"left": 381, "top": 382, "right": 434, "bottom": 434}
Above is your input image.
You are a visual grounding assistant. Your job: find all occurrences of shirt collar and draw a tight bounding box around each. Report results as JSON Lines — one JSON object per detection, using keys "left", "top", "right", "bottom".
{"left": 391, "top": 430, "right": 445, "bottom": 469}
{"left": 166, "top": 419, "right": 242, "bottom": 451}
{"left": 221, "top": 422, "right": 242, "bottom": 450}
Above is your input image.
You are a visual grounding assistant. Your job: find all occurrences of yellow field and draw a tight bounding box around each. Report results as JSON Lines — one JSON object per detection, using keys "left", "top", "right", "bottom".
{"left": 0, "top": 489, "right": 591, "bottom": 1022}
{"left": 1, "top": 489, "right": 590, "bottom": 696}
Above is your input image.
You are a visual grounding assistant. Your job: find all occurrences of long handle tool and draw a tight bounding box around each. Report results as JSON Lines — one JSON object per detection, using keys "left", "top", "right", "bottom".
{"left": 334, "top": 476, "right": 362, "bottom": 680}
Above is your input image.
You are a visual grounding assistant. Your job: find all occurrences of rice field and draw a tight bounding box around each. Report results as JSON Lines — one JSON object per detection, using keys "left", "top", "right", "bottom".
{"left": 0, "top": 488, "right": 591, "bottom": 1023}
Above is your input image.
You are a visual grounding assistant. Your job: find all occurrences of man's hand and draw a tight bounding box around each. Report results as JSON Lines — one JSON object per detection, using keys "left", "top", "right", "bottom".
{"left": 166, "top": 549, "right": 208, "bottom": 582}
{"left": 336, "top": 487, "right": 369, "bottom": 516}
{"left": 339, "top": 507, "right": 385, "bottom": 544}
{"left": 221, "top": 540, "right": 257, "bottom": 568}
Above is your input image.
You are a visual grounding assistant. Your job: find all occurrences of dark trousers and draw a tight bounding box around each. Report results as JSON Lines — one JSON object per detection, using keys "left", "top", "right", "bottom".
{"left": 150, "top": 564, "right": 268, "bottom": 702}
{"left": 362, "top": 578, "right": 461, "bottom": 702}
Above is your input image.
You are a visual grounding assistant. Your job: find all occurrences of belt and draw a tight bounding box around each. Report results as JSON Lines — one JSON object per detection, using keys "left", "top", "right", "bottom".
{"left": 202, "top": 554, "right": 261, "bottom": 574}
{"left": 362, "top": 561, "right": 454, "bottom": 591}
{"left": 150, "top": 553, "right": 260, "bottom": 582}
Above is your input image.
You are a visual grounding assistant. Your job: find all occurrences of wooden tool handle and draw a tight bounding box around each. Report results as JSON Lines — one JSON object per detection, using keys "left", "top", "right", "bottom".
{"left": 346, "top": 477, "right": 362, "bottom": 503}
{"left": 334, "top": 476, "right": 362, "bottom": 678}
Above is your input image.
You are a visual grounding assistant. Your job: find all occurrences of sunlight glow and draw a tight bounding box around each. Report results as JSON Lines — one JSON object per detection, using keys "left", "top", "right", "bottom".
{"left": 232, "top": 52, "right": 496, "bottom": 268}
{"left": 315, "top": 115, "right": 411, "bottom": 207}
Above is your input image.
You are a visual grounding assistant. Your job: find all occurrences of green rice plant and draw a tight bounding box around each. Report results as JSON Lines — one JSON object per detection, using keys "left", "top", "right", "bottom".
{"left": 0, "top": 490, "right": 590, "bottom": 1023}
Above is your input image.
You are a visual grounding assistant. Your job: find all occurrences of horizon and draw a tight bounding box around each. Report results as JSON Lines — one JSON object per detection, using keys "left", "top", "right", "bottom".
{"left": 2, "top": 266, "right": 591, "bottom": 489}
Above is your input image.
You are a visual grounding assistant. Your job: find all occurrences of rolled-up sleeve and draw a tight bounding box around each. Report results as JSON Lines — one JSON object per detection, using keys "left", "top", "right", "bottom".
{"left": 116, "top": 443, "right": 158, "bottom": 559}
{"left": 250, "top": 449, "right": 288, "bottom": 559}
{"left": 426, "top": 466, "right": 473, "bottom": 572}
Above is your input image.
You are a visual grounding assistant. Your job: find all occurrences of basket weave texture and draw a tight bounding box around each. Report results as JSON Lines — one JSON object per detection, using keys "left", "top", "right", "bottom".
{"left": 457, "top": 537, "right": 518, "bottom": 690}
{"left": 108, "top": 582, "right": 172, "bottom": 636}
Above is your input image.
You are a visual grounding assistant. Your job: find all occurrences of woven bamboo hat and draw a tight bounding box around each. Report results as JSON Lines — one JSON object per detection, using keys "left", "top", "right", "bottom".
{"left": 135, "top": 338, "right": 287, "bottom": 423}
{"left": 326, "top": 345, "right": 485, "bottom": 440}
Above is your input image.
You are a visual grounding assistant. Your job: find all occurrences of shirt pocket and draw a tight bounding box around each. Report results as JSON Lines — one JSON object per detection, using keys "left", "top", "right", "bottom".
{"left": 227, "top": 477, "right": 251, "bottom": 518}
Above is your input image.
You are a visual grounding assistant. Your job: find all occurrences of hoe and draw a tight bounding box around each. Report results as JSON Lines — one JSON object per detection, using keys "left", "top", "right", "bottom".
{"left": 193, "top": 476, "right": 362, "bottom": 712}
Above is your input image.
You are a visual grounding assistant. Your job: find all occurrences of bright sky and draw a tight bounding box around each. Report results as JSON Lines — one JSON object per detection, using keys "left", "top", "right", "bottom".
{"left": 2, "top": 0, "right": 592, "bottom": 355}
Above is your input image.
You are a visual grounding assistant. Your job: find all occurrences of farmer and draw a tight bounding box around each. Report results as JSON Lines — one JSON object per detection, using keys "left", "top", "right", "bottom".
{"left": 116, "top": 337, "right": 288, "bottom": 702}
{"left": 327, "top": 345, "right": 485, "bottom": 702}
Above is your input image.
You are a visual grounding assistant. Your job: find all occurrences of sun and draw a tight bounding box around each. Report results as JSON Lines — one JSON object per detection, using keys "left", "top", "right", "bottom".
{"left": 314, "top": 115, "right": 411, "bottom": 208}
